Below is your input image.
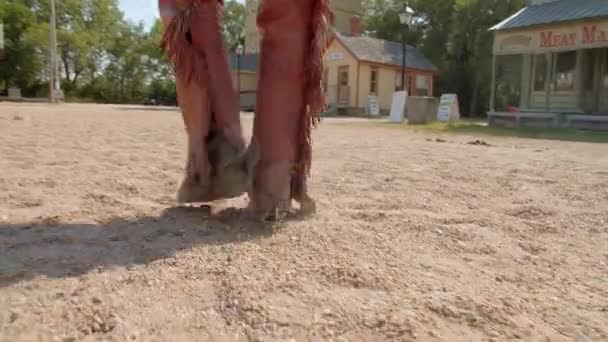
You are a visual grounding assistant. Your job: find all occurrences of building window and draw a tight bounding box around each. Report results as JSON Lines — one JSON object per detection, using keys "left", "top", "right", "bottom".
{"left": 370, "top": 68, "right": 378, "bottom": 95}
{"left": 533, "top": 54, "right": 547, "bottom": 92}
{"left": 395, "top": 71, "right": 412, "bottom": 92}
{"left": 339, "top": 67, "right": 349, "bottom": 86}
{"left": 395, "top": 72, "right": 402, "bottom": 91}
{"left": 553, "top": 51, "right": 576, "bottom": 92}
{"left": 415, "top": 75, "right": 429, "bottom": 96}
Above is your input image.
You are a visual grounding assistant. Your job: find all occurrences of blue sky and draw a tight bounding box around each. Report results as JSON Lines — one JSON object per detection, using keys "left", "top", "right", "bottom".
{"left": 118, "top": 0, "right": 159, "bottom": 28}
{"left": 119, "top": 0, "right": 244, "bottom": 28}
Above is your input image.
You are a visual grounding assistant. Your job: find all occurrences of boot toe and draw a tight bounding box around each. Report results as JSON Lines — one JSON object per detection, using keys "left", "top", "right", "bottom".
{"left": 176, "top": 181, "right": 210, "bottom": 203}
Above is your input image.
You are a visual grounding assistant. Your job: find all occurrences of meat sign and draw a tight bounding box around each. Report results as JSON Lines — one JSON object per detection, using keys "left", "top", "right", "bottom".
{"left": 494, "top": 22, "right": 608, "bottom": 55}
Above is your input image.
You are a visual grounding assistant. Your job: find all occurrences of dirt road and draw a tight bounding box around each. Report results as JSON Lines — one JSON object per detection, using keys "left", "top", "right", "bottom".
{"left": 1, "top": 103, "right": 607, "bottom": 341}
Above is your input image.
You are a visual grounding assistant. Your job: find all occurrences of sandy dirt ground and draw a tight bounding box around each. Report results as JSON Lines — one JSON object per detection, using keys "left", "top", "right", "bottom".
{"left": 0, "top": 102, "right": 607, "bottom": 341}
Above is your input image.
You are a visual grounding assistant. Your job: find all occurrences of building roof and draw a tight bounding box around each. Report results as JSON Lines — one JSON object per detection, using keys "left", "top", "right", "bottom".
{"left": 228, "top": 52, "right": 258, "bottom": 72}
{"left": 491, "top": 0, "right": 608, "bottom": 31}
{"left": 336, "top": 32, "right": 438, "bottom": 72}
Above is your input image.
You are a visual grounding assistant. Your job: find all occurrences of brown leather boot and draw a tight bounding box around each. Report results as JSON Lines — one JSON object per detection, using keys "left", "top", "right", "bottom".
{"left": 205, "top": 129, "right": 259, "bottom": 202}
{"left": 174, "top": 75, "right": 212, "bottom": 203}
{"left": 247, "top": 0, "right": 333, "bottom": 221}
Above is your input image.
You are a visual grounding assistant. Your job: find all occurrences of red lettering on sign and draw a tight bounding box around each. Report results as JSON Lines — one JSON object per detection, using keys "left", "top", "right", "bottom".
{"left": 582, "top": 25, "right": 597, "bottom": 43}
{"left": 537, "top": 25, "right": 608, "bottom": 50}
{"left": 581, "top": 25, "right": 608, "bottom": 44}
{"left": 540, "top": 31, "right": 552, "bottom": 47}
{"left": 540, "top": 31, "right": 577, "bottom": 48}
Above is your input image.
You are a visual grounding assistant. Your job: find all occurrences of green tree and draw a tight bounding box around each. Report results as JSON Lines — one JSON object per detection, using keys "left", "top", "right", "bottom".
{"left": 0, "top": 0, "right": 44, "bottom": 95}
{"left": 223, "top": 0, "right": 245, "bottom": 51}
{"left": 444, "top": 0, "right": 525, "bottom": 116}
{"left": 362, "top": 0, "right": 421, "bottom": 44}
{"left": 48, "top": 0, "right": 124, "bottom": 92}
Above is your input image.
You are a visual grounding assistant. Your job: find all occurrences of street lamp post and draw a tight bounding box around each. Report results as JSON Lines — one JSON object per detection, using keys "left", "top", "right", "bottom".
{"left": 236, "top": 44, "right": 243, "bottom": 109}
{"left": 398, "top": 3, "right": 414, "bottom": 93}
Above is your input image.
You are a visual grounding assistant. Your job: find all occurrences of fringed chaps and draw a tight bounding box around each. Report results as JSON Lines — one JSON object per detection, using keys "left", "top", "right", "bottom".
{"left": 292, "top": 0, "right": 335, "bottom": 200}
{"left": 160, "top": 0, "right": 241, "bottom": 149}
{"left": 250, "top": 0, "right": 334, "bottom": 215}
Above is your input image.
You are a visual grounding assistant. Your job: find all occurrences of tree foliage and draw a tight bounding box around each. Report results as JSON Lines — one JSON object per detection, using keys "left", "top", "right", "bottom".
{"left": 223, "top": 0, "right": 245, "bottom": 50}
{"left": 0, "top": 0, "right": 245, "bottom": 104}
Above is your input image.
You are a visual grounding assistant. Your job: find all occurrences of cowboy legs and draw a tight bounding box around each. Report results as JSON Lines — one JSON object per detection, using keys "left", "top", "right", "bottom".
{"left": 248, "top": 0, "right": 333, "bottom": 220}
{"left": 159, "top": 0, "right": 247, "bottom": 203}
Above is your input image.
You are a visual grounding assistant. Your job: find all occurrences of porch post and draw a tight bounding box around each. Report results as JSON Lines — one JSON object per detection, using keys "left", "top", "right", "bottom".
{"left": 544, "top": 52, "right": 552, "bottom": 112}
{"left": 520, "top": 54, "right": 531, "bottom": 109}
{"left": 490, "top": 53, "right": 497, "bottom": 113}
{"left": 576, "top": 50, "right": 584, "bottom": 111}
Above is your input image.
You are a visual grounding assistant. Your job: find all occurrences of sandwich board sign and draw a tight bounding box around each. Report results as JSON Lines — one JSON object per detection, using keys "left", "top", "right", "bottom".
{"left": 389, "top": 90, "right": 408, "bottom": 123}
{"left": 437, "top": 93, "right": 460, "bottom": 122}
{"left": 367, "top": 95, "right": 379, "bottom": 116}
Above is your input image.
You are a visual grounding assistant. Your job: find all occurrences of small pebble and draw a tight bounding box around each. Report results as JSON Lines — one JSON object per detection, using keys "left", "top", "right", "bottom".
{"left": 91, "top": 322, "right": 101, "bottom": 333}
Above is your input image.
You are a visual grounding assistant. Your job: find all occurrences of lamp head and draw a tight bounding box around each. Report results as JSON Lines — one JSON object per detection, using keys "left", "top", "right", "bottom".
{"left": 398, "top": 5, "right": 415, "bottom": 26}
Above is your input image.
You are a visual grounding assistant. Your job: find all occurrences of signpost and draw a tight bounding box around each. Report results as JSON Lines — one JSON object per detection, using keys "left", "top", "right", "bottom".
{"left": 389, "top": 90, "right": 408, "bottom": 123}
{"left": 437, "top": 93, "right": 461, "bottom": 122}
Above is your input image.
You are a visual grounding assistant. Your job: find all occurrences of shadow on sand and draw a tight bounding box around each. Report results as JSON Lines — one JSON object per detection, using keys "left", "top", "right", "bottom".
{"left": 0, "top": 206, "right": 277, "bottom": 288}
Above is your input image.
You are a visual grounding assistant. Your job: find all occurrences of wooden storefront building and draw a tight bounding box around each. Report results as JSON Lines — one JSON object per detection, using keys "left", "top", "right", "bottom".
{"left": 489, "top": 0, "right": 608, "bottom": 130}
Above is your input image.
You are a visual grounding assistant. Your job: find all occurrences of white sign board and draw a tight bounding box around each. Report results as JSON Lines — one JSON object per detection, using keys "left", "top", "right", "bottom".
{"left": 0, "top": 23, "right": 4, "bottom": 50}
{"left": 437, "top": 93, "right": 460, "bottom": 122}
{"left": 8, "top": 87, "right": 21, "bottom": 98}
{"left": 367, "top": 95, "right": 379, "bottom": 116}
{"left": 389, "top": 91, "right": 408, "bottom": 123}
{"left": 326, "top": 52, "right": 344, "bottom": 61}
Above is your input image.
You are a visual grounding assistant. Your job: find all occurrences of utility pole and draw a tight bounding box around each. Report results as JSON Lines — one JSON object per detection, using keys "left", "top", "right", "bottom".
{"left": 236, "top": 44, "right": 243, "bottom": 111}
{"left": 0, "top": 23, "right": 5, "bottom": 61}
{"left": 49, "top": 0, "right": 61, "bottom": 103}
